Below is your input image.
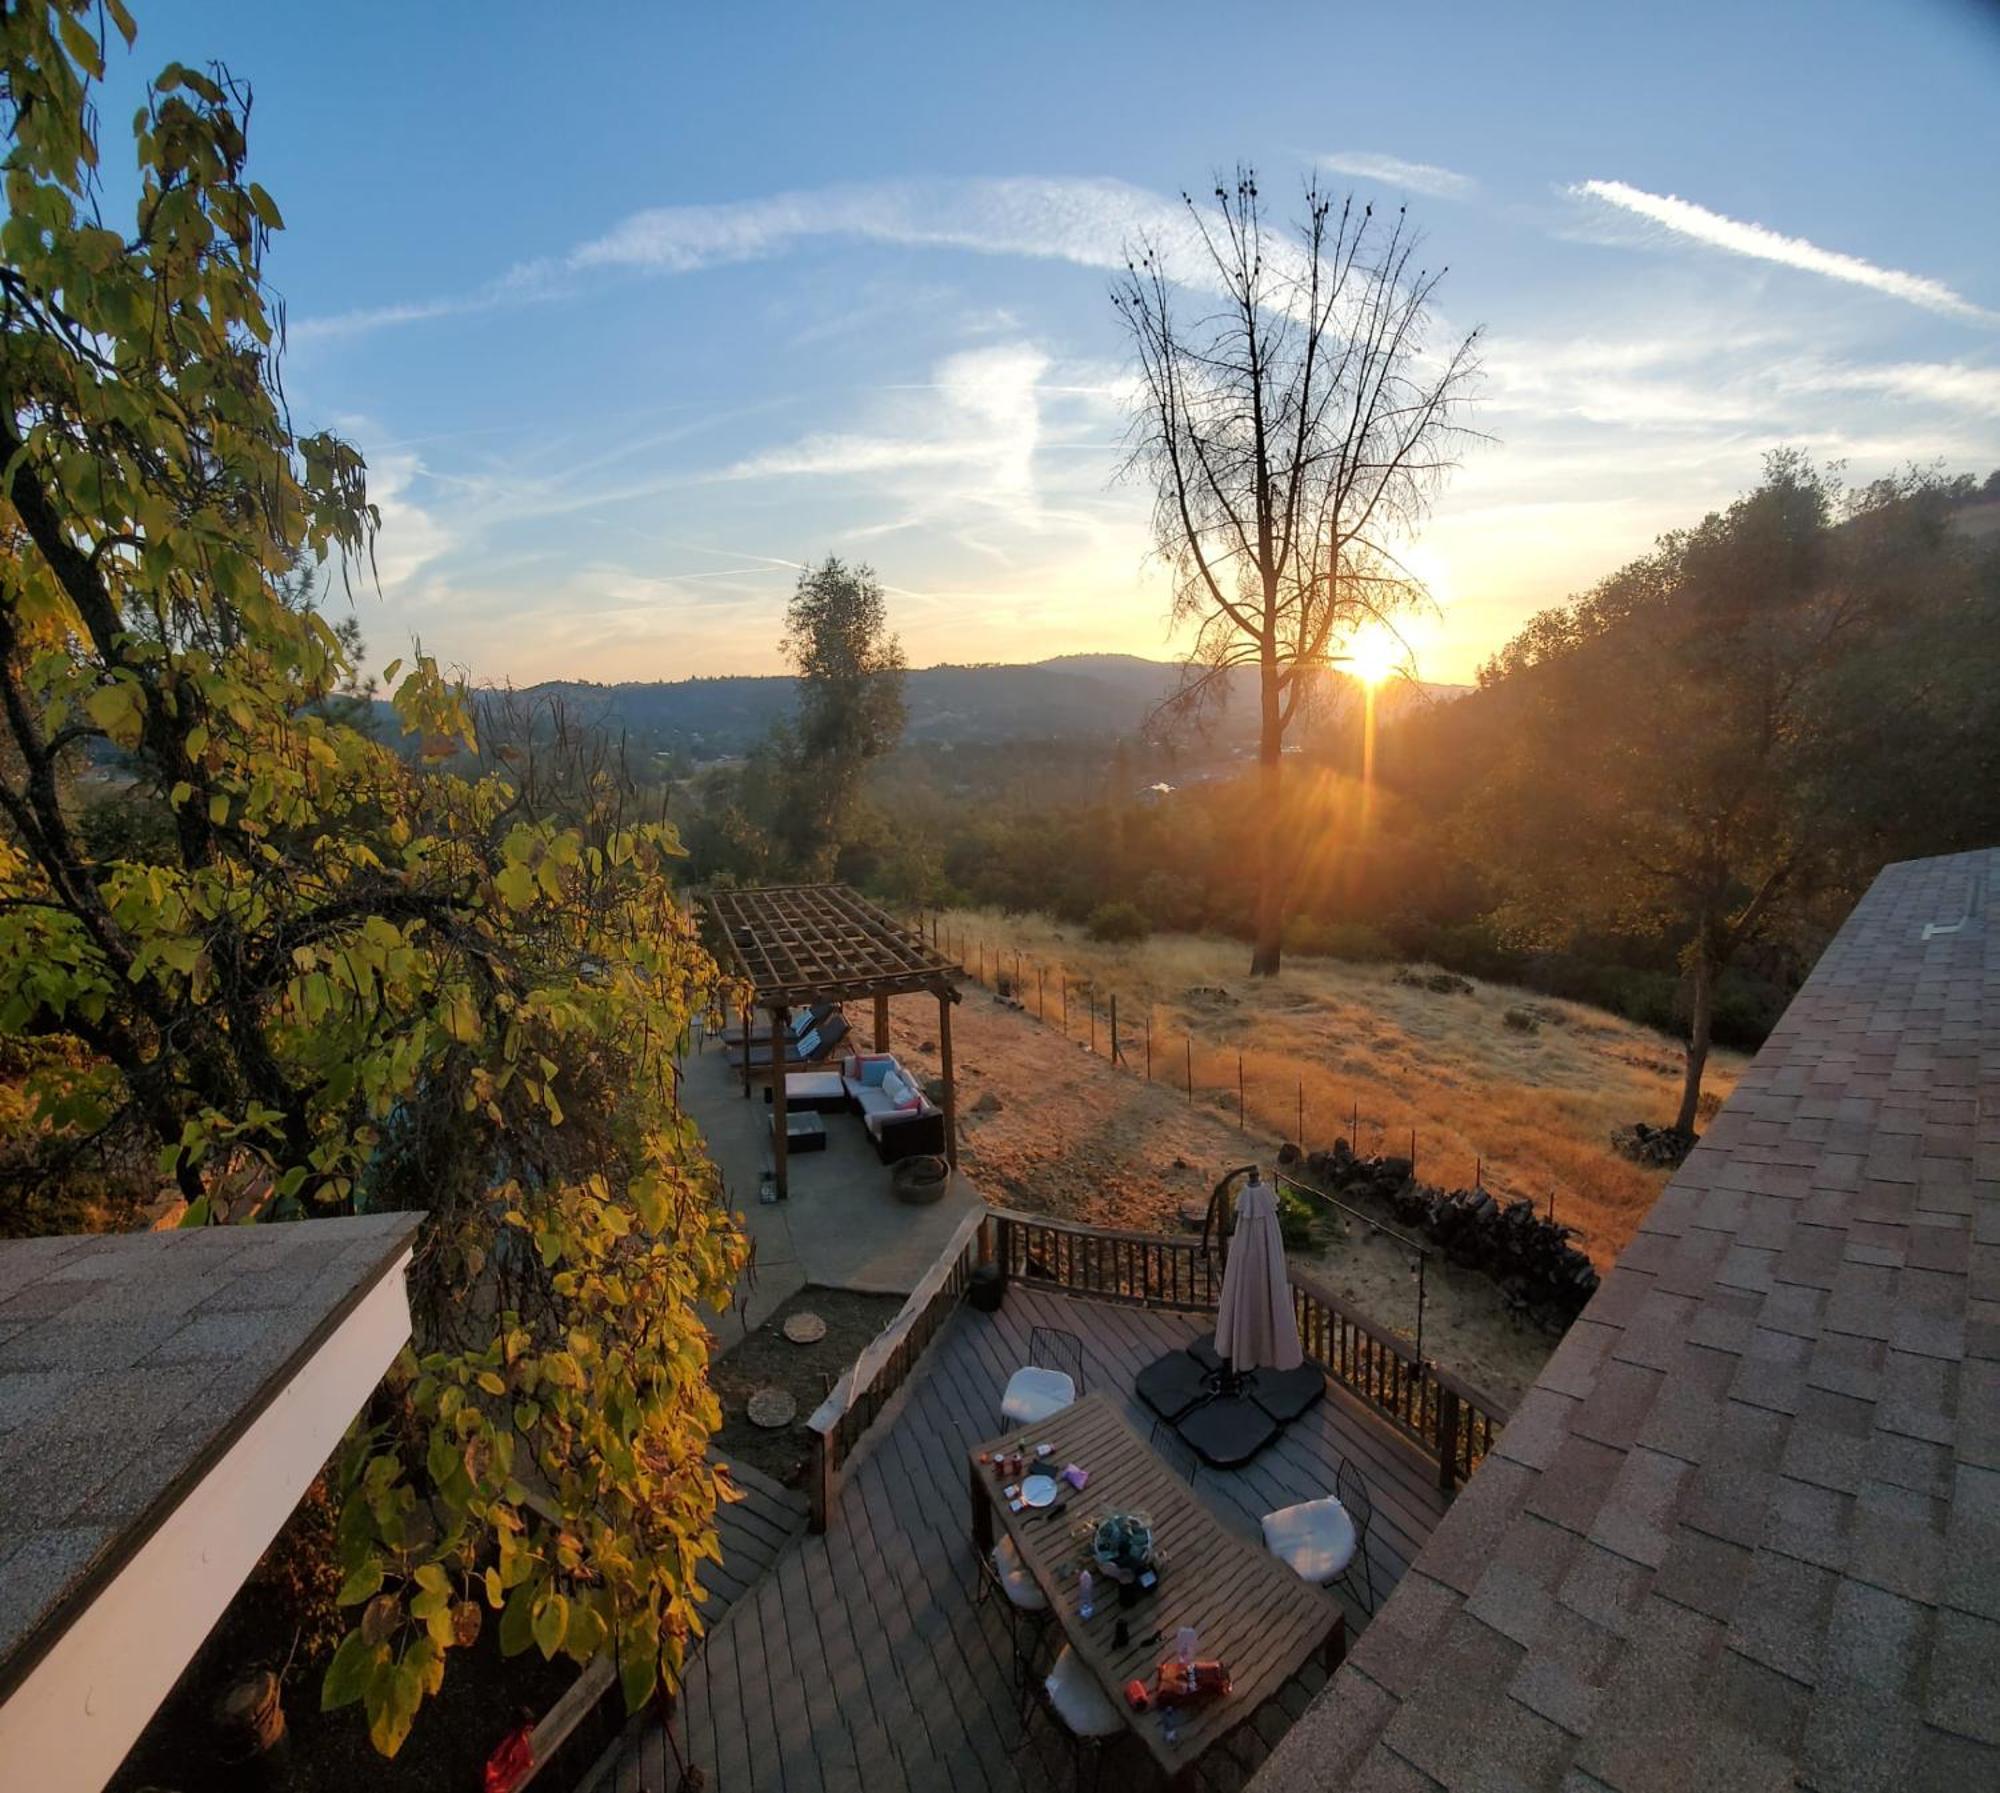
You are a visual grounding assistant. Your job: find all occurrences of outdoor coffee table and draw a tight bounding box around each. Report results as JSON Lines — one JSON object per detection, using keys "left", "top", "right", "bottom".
{"left": 969, "top": 1393, "right": 1343, "bottom": 1787}
{"left": 761, "top": 1070, "right": 849, "bottom": 1113}
{"left": 775, "top": 1110, "right": 827, "bottom": 1154}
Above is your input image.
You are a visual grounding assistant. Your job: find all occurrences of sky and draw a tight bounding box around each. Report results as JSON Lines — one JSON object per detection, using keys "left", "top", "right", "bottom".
{"left": 129, "top": 0, "right": 2000, "bottom": 685}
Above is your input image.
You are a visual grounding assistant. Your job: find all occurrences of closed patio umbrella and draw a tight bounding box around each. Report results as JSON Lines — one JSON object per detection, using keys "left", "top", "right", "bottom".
{"left": 1214, "top": 1175, "right": 1303, "bottom": 1377}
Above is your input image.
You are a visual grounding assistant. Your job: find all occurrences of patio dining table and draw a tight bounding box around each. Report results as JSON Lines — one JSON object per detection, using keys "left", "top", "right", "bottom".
{"left": 968, "top": 1393, "right": 1344, "bottom": 1788}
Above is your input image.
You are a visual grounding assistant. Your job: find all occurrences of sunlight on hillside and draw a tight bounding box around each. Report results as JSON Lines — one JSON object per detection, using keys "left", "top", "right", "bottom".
{"left": 936, "top": 909, "right": 1744, "bottom": 1264}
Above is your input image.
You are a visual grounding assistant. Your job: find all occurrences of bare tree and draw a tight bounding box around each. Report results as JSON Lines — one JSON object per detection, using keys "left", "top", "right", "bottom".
{"left": 1114, "top": 168, "right": 1481, "bottom": 974}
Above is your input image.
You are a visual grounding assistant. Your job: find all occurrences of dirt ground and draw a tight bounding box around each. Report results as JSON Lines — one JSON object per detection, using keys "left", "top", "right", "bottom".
{"left": 712, "top": 1285, "right": 907, "bottom": 1486}
{"left": 867, "top": 918, "right": 1746, "bottom": 1410}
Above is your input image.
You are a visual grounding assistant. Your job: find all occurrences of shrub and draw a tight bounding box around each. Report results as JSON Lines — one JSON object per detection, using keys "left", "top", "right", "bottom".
{"left": 1086, "top": 901, "right": 1151, "bottom": 944}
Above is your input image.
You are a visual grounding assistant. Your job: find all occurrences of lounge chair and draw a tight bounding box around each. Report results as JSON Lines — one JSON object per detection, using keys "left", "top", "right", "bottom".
{"left": 726, "top": 1010, "right": 853, "bottom": 1073}
{"left": 719, "top": 1000, "right": 839, "bottom": 1048}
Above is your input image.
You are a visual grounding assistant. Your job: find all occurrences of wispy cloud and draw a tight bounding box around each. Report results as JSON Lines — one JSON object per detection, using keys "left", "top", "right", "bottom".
{"left": 1569, "top": 179, "right": 1996, "bottom": 323}
{"left": 287, "top": 294, "right": 486, "bottom": 344}
{"left": 1784, "top": 359, "right": 2000, "bottom": 419}
{"left": 1318, "top": 152, "right": 1475, "bottom": 201}
{"left": 564, "top": 177, "right": 1193, "bottom": 280}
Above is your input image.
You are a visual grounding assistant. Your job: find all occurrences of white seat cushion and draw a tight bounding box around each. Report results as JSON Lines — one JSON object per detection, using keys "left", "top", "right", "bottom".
{"left": 1261, "top": 1497, "right": 1357, "bottom": 1584}
{"left": 1044, "top": 1644, "right": 1123, "bottom": 1738}
{"left": 991, "top": 1535, "right": 1047, "bottom": 1611}
{"left": 1001, "top": 1365, "right": 1076, "bottom": 1426}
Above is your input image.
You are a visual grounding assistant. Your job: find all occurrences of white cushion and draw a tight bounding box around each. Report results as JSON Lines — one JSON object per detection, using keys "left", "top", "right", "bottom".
{"left": 1261, "top": 1497, "right": 1357, "bottom": 1585}
{"left": 1001, "top": 1365, "right": 1076, "bottom": 1426}
{"left": 1044, "top": 1645, "right": 1123, "bottom": 1738}
{"left": 991, "top": 1536, "right": 1047, "bottom": 1612}
{"left": 855, "top": 1087, "right": 898, "bottom": 1119}
{"left": 880, "top": 1067, "right": 909, "bottom": 1106}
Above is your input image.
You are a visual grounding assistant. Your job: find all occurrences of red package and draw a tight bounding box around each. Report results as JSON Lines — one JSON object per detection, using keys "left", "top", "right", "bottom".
{"left": 1154, "top": 1658, "right": 1232, "bottom": 1705}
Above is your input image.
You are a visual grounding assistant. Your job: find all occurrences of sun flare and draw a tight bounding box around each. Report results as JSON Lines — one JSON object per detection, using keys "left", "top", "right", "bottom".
{"left": 1343, "top": 622, "right": 1404, "bottom": 688}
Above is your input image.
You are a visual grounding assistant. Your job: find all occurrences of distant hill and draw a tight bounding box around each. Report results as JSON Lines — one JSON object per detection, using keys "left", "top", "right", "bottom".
{"left": 450, "top": 655, "right": 1467, "bottom": 757}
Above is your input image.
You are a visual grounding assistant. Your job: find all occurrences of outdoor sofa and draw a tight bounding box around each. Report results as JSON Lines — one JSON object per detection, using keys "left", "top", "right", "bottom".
{"left": 841, "top": 1053, "right": 947, "bottom": 1163}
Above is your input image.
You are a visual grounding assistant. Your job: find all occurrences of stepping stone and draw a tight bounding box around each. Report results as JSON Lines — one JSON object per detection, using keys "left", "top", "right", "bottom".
{"left": 746, "top": 1387, "right": 797, "bottom": 1429}
{"left": 783, "top": 1312, "right": 827, "bottom": 1345}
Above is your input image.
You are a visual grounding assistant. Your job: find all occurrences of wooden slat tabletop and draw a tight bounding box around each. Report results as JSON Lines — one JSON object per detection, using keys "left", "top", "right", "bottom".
{"left": 969, "top": 1393, "right": 1340, "bottom": 1783}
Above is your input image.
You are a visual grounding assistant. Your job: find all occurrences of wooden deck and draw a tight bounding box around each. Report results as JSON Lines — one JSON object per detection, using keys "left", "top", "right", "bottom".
{"left": 585, "top": 1284, "right": 1451, "bottom": 1793}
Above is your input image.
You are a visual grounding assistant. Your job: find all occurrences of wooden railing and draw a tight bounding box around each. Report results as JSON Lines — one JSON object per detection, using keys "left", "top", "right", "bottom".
{"left": 990, "top": 1208, "right": 1507, "bottom": 1492}
{"left": 801, "top": 1204, "right": 1508, "bottom": 1528}
{"left": 804, "top": 1205, "right": 986, "bottom": 1532}
{"left": 1285, "top": 1266, "right": 1501, "bottom": 1489}
{"left": 989, "top": 1209, "right": 1222, "bottom": 1311}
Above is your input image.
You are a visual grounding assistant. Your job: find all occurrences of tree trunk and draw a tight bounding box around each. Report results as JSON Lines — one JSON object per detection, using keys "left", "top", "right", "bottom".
{"left": 1675, "top": 945, "right": 1714, "bottom": 1134}
{"left": 1248, "top": 658, "right": 1285, "bottom": 977}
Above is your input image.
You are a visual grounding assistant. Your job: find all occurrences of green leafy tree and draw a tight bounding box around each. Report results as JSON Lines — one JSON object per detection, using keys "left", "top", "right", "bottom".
{"left": 771, "top": 555, "right": 905, "bottom": 875}
{"left": 0, "top": 2, "right": 742, "bottom": 1754}
{"left": 1472, "top": 454, "right": 1997, "bottom": 1134}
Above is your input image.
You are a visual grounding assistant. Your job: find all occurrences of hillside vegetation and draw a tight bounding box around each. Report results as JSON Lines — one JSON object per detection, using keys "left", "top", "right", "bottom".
{"left": 931, "top": 908, "right": 1747, "bottom": 1262}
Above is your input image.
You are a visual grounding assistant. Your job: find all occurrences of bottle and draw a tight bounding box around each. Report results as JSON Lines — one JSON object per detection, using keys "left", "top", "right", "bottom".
{"left": 1078, "top": 1570, "right": 1095, "bottom": 1621}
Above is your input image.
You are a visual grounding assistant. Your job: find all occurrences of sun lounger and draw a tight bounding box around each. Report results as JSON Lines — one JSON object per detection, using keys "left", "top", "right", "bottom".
{"left": 726, "top": 1011, "right": 854, "bottom": 1072}
{"left": 719, "top": 1000, "right": 839, "bottom": 1048}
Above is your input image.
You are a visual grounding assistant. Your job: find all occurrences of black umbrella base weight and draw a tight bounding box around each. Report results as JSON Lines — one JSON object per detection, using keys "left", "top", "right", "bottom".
{"left": 1135, "top": 1335, "right": 1326, "bottom": 1467}
{"left": 1176, "top": 1393, "right": 1279, "bottom": 1467}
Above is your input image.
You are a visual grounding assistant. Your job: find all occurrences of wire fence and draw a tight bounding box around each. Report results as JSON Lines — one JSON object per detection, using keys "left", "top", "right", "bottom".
{"left": 912, "top": 909, "right": 1582, "bottom": 1233}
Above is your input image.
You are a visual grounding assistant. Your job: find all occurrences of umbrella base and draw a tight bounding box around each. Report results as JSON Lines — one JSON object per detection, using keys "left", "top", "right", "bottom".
{"left": 1136, "top": 1349, "right": 1212, "bottom": 1423}
{"left": 1187, "top": 1332, "right": 1225, "bottom": 1375}
{"left": 1176, "top": 1394, "right": 1279, "bottom": 1468}
{"left": 1249, "top": 1361, "right": 1325, "bottom": 1424}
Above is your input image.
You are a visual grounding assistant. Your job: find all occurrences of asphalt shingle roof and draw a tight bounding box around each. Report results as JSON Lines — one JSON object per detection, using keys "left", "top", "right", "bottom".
{"left": 0, "top": 1210, "right": 421, "bottom": 1699}
{"left": 1251, "top": 847, "right": 2000, "bottom": 1792}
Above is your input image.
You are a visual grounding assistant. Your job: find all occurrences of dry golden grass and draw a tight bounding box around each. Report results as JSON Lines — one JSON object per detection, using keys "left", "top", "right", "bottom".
{"left": 932, "top": 909, "right": 1744, "bottom": 1267}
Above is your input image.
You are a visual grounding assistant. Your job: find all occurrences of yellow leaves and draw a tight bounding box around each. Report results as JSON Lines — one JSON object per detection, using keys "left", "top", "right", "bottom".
{"left": 84, "top": 679, "right": 144, "bottom": 749}
{"left": 247, "top": 182, "right": 285, "bottom": 231}
{"left": 532, "top": 1590, "right": 569, "bottom": 1660}
{"left": 442, "top": 989, "right": 481, "bottom": 1045}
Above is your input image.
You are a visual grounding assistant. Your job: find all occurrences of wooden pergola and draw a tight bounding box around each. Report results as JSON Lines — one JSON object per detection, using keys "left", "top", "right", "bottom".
{"left": 707, "top": 884, "right": 963, "bottom": 1199}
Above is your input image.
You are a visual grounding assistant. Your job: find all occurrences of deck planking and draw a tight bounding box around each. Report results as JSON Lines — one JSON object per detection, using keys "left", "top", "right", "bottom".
{"left": 588, "top": 1284, "right": 1451, "bottom": 1792}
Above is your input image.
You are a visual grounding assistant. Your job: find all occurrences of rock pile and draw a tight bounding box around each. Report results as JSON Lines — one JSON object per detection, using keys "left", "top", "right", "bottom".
{"left": 1394, "top": 966, "right": 1474, "bottom": 996}
{"left": 1610, "top": 1121, "right": 1697, "bottom": 1168}
{"left": 1295, "top": 1138, "right": 1600, "bottom": 1330}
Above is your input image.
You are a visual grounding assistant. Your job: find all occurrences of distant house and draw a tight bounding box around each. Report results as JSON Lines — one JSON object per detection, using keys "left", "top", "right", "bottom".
{"left": 0, "top": 1212, "right": 421, "bottom": 1793}
{"left": 1250, "top": 847, "right": 2000, "bottom": 1790}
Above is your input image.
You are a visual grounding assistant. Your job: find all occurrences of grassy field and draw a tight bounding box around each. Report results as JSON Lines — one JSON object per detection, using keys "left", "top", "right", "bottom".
{"left": 926, "top": 909, "right": 1746, "bottom": 1265}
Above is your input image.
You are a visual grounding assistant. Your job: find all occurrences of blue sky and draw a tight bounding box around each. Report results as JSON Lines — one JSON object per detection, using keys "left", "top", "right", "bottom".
{"left": 133, "top": 0, "right": 2000, "bottom": 683}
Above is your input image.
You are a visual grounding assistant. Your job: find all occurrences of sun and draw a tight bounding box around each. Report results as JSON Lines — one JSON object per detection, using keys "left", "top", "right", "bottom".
{"left": 1343, "top": 622, "right": 1404, "bottom": 688}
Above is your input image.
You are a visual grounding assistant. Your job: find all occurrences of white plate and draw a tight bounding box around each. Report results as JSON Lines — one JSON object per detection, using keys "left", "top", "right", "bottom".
{"left": 1020, "top": 1474, "right": 1059, "bottom": 1508}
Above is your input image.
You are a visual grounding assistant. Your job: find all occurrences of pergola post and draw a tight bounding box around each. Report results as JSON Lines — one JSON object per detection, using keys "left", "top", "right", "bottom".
{"left": 937, "top": 983, "right": 958, "bottom": 1171}
{"left": 873, "top": 991, "right": 891, "bottom": 1052}
{"left": 770, "top": 1002, "right": 790, "bottom": 1201}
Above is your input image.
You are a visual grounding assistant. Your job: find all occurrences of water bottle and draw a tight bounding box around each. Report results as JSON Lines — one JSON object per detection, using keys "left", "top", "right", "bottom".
{"left": 1078, "top": 1569, "right": 1095, "bottom": 1621}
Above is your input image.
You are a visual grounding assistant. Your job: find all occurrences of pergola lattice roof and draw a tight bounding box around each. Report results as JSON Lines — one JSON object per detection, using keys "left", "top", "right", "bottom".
{"left": 707, "top": 884, "right": 960, "bottom": 1009}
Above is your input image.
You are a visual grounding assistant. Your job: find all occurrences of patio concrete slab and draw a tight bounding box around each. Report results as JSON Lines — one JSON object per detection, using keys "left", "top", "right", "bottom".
{"left": 680, "top": 1040, "right": 983, "bottom": 1347}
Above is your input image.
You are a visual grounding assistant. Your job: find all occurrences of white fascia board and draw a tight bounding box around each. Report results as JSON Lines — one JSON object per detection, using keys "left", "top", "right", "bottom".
{"left": 0, "top": 1250, "right": 414, "bottom": 1793}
